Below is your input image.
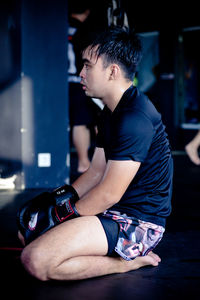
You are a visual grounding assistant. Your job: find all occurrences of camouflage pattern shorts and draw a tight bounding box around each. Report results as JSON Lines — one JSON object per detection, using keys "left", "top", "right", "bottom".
{"left": 101, "top": 210, "right": 165, "bottom": 261}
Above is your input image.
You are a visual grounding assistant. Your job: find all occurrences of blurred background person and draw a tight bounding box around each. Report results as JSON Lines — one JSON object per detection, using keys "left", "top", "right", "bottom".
{"left": 68, "top": 1, "right": 101, "bottom": 174}
{"left": 184, "top": 59, "right": 199, "bottom": 124}
{"left": 185, "top": 130, "right": 200, "bottom": 165}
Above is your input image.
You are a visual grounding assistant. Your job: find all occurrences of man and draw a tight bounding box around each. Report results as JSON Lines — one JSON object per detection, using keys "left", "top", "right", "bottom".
{"left": 18, "top": 27, "right": 173, "bottom": 281}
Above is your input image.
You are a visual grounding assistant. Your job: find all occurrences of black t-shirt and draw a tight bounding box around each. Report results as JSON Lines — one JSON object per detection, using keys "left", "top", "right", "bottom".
{"left": 96, "top": 85, "right": 173, "bottom": 227}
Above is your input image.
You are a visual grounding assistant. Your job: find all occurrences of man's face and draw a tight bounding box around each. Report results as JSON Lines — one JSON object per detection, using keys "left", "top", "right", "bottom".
{"left": 80, "top": 47, "right": 110, "bottom": 99}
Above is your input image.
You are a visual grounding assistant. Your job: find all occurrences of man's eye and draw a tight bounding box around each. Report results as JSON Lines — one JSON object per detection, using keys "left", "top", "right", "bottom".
{"left": 85, "top": 64, "right": 90, "bottom": 69}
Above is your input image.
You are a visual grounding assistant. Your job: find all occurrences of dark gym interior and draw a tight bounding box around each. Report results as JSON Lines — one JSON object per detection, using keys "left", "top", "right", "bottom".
{"left": 0, "top": 0, "right": 200, "bottom": 299}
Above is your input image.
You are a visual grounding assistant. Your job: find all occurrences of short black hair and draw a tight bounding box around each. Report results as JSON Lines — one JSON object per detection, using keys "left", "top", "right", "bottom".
{"left": 68, "top": 0, "right": 92, "bottom": 14}
{"left": 84, "top": 27, "right": 142, "bottom": 81}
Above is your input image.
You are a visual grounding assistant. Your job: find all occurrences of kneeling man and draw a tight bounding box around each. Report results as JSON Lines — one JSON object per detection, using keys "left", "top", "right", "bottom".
{"left": 18, "top": 27, "right": 173, "bottom": 281}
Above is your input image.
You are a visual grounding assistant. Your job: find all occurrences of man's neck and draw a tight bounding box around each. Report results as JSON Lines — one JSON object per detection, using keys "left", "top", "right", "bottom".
{"left": 71, "top": 10, "right": 90, "bottom": 23}
{"left": 104, "top": 82, "right": 133, "bottom": 112}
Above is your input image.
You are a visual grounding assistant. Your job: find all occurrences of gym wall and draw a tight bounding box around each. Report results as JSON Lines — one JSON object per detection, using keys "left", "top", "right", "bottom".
{"left": 0, "top": 0, "right": 70, "bottom": 189}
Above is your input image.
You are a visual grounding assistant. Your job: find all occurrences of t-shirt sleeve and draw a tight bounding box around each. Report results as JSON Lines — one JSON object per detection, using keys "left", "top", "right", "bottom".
{"left": 108, "top": 111, "right": 154, "bottom": 162}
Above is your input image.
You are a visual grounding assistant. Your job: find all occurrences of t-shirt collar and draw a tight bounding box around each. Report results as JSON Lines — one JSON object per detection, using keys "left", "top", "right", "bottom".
{"left": 112, "top": 84, "right": 136, "bottom": 114}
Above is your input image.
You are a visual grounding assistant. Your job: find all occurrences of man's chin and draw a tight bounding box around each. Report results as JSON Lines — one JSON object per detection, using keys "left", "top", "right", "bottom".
{"left": 84, "top": 88, "right": 97, "bottom": 99}
{"left": 85, "top": 90, "right": 92, "bottom": 97}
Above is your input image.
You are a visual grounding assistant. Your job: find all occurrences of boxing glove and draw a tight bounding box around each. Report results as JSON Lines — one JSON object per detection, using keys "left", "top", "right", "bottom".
{"left": 52, "top": 184, "right": 80, "bottom": 223}
{"left": 17, "top": 184, "right": 79, "bottom": 244}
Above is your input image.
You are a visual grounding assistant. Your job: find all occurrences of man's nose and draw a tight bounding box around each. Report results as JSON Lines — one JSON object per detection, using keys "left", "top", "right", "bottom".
{"left": 79, "top": 67, "right": 84, "bottom": 78}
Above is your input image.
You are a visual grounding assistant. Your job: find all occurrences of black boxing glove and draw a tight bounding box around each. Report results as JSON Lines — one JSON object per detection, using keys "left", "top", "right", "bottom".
{"left": 17, "top": 184, "right": 79, "bottom": 244}
{"left": 17, "top": 192, "right": 54, "bottom": 244}
{"left": 51, "top": 184, "right": 80, "bottom": 223}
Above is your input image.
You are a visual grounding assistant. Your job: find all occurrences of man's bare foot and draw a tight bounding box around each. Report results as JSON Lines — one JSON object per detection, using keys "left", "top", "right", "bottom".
{"left": 120, "top": 251, "right": 161, "bottom": 273}
{"left": 185, "top": 143, "right": 200, "bottom": 165}
{"left": 18, "top": 231, "right": 25, "bottom": 246}
{"left": 142, "top": 251, "right": 161, "bottom": 266}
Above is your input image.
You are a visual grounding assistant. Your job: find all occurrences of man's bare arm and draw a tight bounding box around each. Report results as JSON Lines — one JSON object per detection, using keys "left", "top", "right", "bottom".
{"left": 75, "top": 159, "right": 141, "bottom": 215}
{"left": 72, "top": 147, "right": 106, "bottom": 198}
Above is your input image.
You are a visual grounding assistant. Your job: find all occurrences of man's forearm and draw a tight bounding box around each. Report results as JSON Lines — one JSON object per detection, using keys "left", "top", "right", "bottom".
{"left": 74, "top": 159, "right": 141, "bottom": 217}
{"left": 75, "top": 183, "right": 118, "bottom": 216}
{"left": 72, "top": 166, "right": 103, "bottom": 198}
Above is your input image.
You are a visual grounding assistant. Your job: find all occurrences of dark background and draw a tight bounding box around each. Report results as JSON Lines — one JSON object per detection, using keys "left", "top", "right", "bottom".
{"left": 0, "top": 1, "right": 200, "bottom": 299}
{"left": 0, "top": 0, "right": 199, "bottom": 184}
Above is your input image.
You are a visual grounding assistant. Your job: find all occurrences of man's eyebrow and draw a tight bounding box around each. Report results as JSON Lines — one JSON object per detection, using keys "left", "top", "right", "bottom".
{"left": 82, "top": 58, "right": 91, "bottom": 64}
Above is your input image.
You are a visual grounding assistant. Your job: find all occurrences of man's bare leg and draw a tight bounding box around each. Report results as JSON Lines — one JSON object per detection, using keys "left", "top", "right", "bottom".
{"left": 48, "top": 252, "right": 161, "bottom": 281}
{"left": 72, "top": 125, "right": 91, "bottom": 173}
{"left": 20, "top": 216, "right": 161, "bottom": 281}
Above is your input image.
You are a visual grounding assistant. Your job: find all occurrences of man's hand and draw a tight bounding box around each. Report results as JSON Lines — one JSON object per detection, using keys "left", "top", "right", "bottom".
{"left": 17, "top": 185, "right": 79, "bottom": 245}
{"left": 52, "top": 185, "right": 80, "bottom": 222}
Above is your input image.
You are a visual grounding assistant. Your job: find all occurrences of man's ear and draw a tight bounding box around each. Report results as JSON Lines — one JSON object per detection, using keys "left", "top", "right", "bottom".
{"left": 109, "top": 64, "right": 120, "bottom": 80}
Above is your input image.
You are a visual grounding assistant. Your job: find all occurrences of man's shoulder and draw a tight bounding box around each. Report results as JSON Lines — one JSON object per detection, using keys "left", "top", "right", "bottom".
{"left": 119, "top": 87, "right": 150, "bottom": 114}
{"left": 114, "top": 89, "right": 161, "bottom": 135}
{"left": 127, "top": 89, "right": 161, "bottom": 126}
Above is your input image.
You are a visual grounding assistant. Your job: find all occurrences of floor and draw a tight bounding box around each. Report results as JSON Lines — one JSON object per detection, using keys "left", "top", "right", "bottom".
{"left": 0, "top": 153, "right": 200, "bottom": 299}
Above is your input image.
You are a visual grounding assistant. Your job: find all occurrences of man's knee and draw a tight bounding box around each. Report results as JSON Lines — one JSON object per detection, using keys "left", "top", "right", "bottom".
{"left": 21, "top": 245, "right": 49, "bottom": 281}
